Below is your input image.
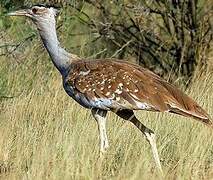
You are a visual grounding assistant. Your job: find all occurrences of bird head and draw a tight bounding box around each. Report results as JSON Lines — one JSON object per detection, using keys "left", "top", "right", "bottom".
{"left": 7, "top": 5, "right": 59, "bottom": 24}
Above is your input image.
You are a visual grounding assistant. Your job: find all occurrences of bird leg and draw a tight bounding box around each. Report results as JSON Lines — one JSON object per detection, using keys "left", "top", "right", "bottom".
{"left": 115, "top": 109, "right": 163, "bottom": 173}
{"left": 92, "top": 108, "right": 109, "bottom": 157}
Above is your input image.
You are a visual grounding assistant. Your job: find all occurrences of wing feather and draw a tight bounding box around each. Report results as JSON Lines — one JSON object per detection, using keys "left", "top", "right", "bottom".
{"left": 64, "top": 59, "right": 211, "bottom": 125}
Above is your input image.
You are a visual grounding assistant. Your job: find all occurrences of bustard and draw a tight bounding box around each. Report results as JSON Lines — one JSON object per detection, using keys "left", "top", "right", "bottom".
{"left": 8, "top": 5, "right": 212, "bottom": 172}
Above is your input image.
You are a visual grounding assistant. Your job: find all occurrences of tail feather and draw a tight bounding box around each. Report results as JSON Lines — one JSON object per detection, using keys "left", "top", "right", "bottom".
{"left": 159, "top": 80, "right": 212, "bottom": 128}
{"left": 169, "top": 105, "right": 212, "bottom": 128}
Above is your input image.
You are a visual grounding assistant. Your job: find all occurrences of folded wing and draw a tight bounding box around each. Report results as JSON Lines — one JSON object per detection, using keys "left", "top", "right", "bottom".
{"left": 64, "top": 59, "right": 211, "bottom": 126}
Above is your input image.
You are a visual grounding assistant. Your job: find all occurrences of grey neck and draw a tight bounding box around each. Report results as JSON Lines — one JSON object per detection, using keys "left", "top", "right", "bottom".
{"left": 36, "top": 19, "right": 71, "bottom": 76}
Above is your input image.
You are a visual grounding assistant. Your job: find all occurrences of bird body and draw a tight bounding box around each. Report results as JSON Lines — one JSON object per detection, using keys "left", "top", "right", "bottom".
{"left": 63, "top": 59, "right": 210, "bottom": 125}
{"left": 8, "top": 5, "right": 212, "bottom": 173}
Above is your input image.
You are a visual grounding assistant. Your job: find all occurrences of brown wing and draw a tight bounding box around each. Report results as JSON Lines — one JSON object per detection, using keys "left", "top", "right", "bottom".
{"left": 65, "top": 59, "right": 137, "bottom": 110}
{"left": 65, "top": 59, "right": 211, "bottom": 126}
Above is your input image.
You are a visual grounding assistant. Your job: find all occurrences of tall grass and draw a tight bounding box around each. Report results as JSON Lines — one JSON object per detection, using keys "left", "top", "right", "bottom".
{"left": 0, "top": 13, "right": 212, "bottom": 180}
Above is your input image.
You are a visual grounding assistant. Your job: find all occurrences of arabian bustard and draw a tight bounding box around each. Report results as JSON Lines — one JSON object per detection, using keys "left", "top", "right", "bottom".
{"left": 8, "top": 5, "right": 212, "bottom": 172}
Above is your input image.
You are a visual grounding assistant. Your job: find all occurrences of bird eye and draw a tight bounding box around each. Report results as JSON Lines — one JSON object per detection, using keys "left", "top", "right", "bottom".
{"left": 32, "top": 8, "right": 38, "bottom": 14}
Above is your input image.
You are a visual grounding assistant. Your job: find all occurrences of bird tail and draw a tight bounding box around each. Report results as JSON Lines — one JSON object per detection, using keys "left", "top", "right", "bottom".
{"left": 158, "top": 80, "right": 212, "bottom": 128}
{"left": 169, "top": 105, "right": 212, "bottom": 128}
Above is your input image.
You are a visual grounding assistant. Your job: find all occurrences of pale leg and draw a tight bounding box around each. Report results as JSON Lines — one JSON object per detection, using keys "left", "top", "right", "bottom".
{"left": 115, "top": 109, "right": 163, "bottom": 173}
{"left": 92, "top": 108, "right": 109, "bottom": 157}
{"left": 144, "top": 130, "right": 162, "bottom": 172}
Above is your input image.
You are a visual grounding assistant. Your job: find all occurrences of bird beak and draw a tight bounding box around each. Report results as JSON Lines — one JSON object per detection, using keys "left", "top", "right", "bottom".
{"left": 7, "top": 9, "right": 29, "bottom": 17}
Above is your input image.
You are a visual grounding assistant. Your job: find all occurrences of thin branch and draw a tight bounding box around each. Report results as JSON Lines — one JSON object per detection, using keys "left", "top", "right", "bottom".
{"left": 110, "top": 40, "right": 133, "bottom": 58}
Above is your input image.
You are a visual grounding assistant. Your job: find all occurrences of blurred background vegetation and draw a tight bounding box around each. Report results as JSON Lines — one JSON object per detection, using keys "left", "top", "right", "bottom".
{"left": 1, "top": 0, "right": 212, "bottom": 84}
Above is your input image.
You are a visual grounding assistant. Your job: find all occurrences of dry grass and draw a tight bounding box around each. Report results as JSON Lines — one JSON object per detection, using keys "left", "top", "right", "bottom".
{"left": 0, "top": 51, "right": 212, "bottom": 180}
